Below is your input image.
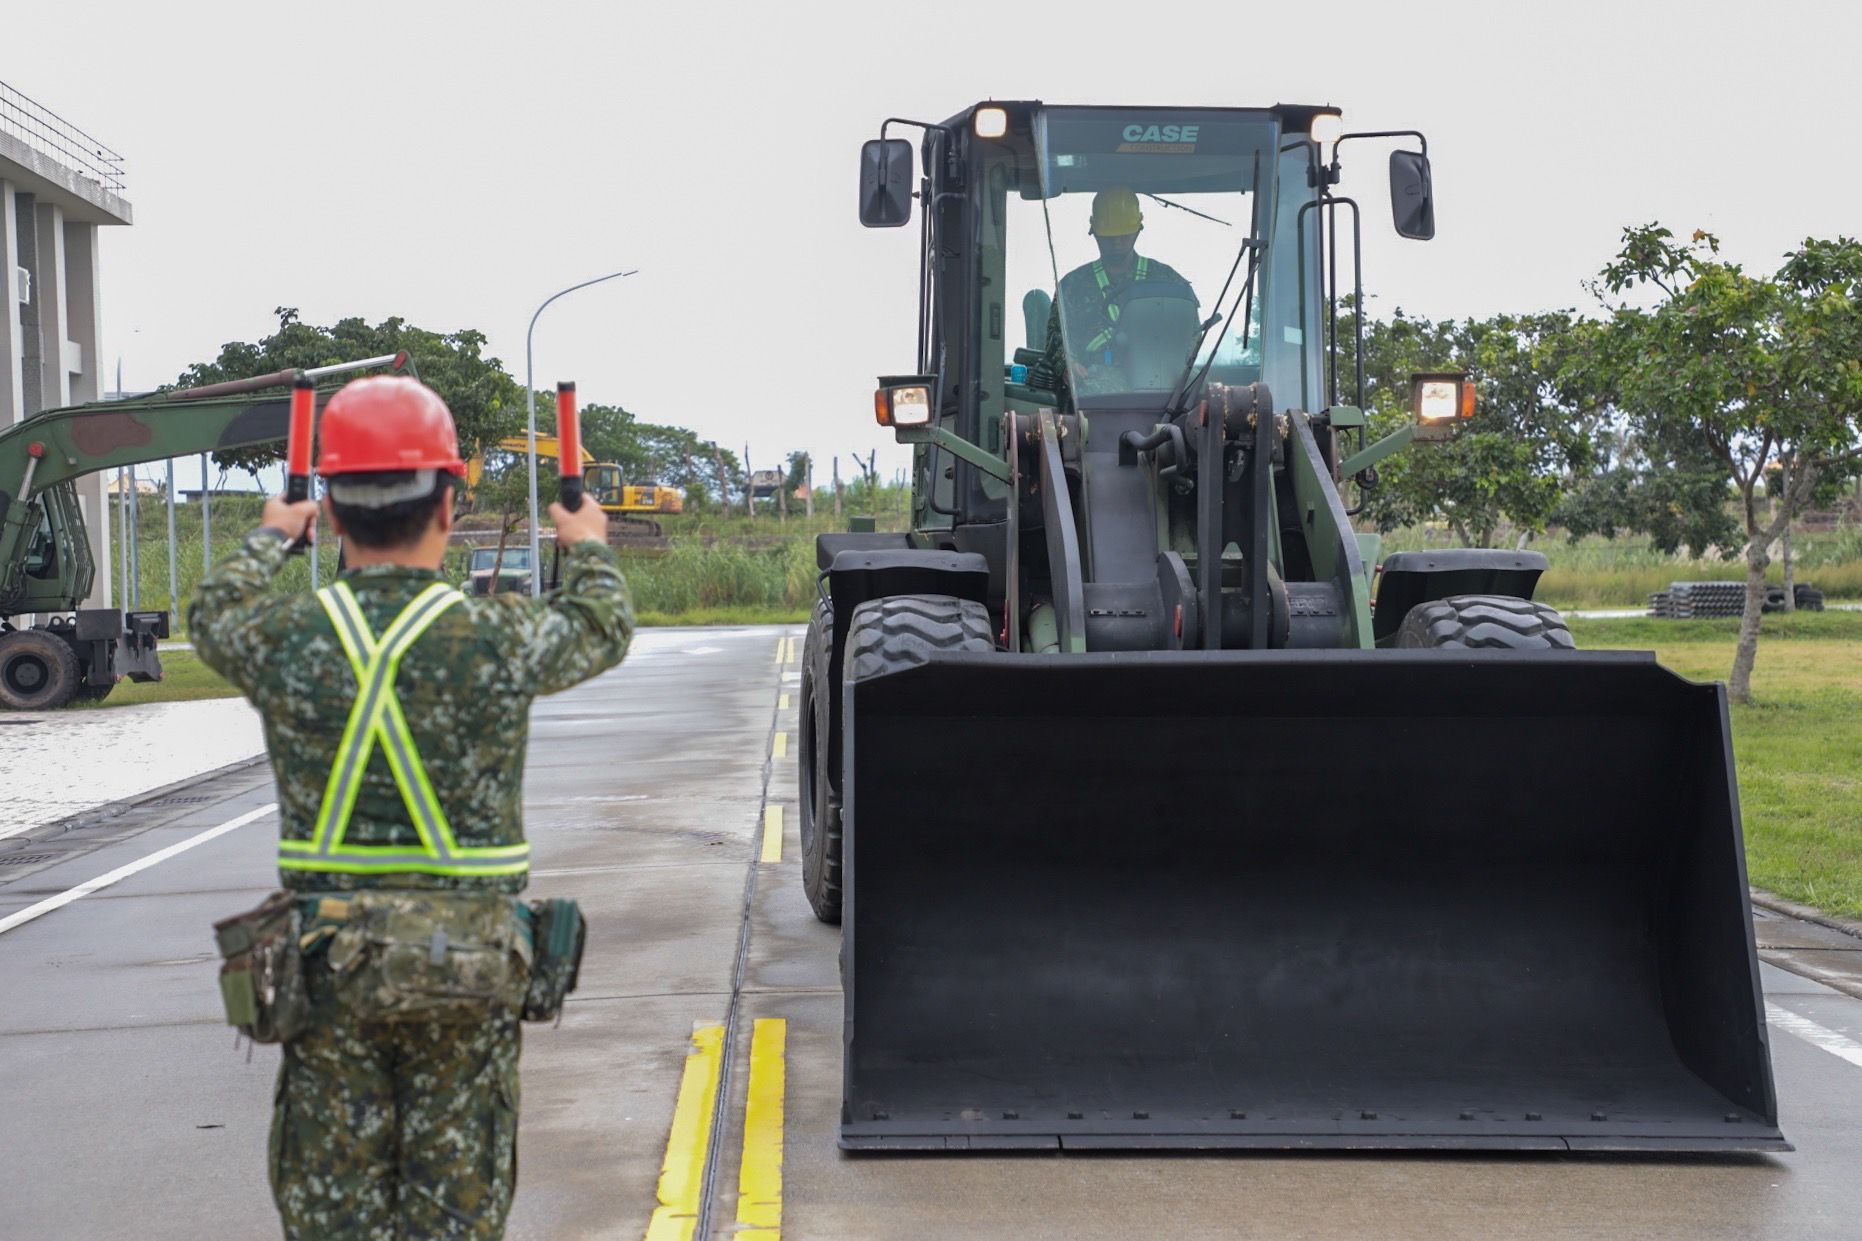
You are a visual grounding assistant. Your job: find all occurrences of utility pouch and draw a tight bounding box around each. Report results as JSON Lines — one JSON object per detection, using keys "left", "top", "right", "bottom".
{"left": 520, "top": 898, "right": 587, "bottom": 1024}
{"left": 324, "top": 890, "right": 531, "bottom": 1023}
{"left": 211, "top": 890, "right": 311, "bottom": 1045}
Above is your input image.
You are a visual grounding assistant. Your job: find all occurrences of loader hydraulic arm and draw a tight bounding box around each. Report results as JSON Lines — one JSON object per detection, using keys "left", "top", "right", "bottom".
{"left": 0, "top": 355, "right": 407, "bottom": 618}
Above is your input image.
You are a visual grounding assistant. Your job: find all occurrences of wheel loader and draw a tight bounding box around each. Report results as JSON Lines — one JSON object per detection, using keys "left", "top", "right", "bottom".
{"left": 0, "top": 355, "right": 406, "bottom": 710}
{"left": 797, "top": 101, "right": 1785, "bottom": 1152}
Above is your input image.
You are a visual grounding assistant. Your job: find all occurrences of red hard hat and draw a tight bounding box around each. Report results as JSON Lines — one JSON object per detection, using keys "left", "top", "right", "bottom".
{"left": 316, "top": 376, "right": 467, "bottom": 477}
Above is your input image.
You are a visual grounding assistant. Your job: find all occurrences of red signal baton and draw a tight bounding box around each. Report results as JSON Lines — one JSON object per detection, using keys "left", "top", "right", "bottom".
{"left": 284, "top": 377, "right": 315, "bottom": 552}
{"left": 556, "top": 382, "right": 584, "bottom": 511}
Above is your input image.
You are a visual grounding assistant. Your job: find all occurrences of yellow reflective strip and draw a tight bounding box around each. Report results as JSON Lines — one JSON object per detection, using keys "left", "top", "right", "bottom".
{"left": 645, "top": 1024, "right": 725, "bottom": 1241}
{"left": 760, "top": 806, "right": 782, "bottom": 864}
{"left": 318, "top": 585, "right": 372, "bottom": 676}
{"left": 277, "top": 856, "right": 530, "bottom": 876}
{"left": 377, "top": 694, "right": 443, "bottom": 857}
{"left": 311, "top": 587, "right": 382, "bottom": 853}
{"left": 734, "top": 1017, "right": 786, "bottom": 1238}
{"left": 372, "top": 587, "right": 465, "bottom": 855}
{"left": 772, "top": 732, "right": 787, "bottom": 759}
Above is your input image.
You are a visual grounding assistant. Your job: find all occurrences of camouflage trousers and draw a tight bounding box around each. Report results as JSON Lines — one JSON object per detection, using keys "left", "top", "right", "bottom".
{"left": 270, "top": 991, "right": 521, "bottom": 1240}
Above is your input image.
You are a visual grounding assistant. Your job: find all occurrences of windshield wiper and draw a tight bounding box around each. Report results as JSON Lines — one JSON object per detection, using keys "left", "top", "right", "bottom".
{"left": 1141, "top": 193, "right": 1231, "bottom": 228}
{"left": 1163, "top": 234, "right": 1262, "bottom": 417}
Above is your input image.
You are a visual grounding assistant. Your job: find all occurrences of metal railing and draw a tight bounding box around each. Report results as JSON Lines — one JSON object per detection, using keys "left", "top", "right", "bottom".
{"left": 0, "top": 79, "right": 125, "bottom": 193}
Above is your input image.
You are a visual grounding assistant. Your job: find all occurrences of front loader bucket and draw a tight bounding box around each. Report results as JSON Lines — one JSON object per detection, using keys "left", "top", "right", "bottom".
{"left": 841, "top": 650, "right": 1786, "bottom": 1152}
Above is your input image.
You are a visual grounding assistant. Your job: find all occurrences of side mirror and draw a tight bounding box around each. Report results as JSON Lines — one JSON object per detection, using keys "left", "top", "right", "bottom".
{"left": 859, "top": 138, "right": 915, "bottom": 228}
{"left": 1389, "top": 150, "right": 1435, "bottom": 241}
{"left": 1411, "top": 371, "right": 1473, "bottom": 441}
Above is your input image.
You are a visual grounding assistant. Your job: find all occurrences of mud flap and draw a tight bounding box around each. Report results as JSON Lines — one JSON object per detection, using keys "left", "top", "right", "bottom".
{"left": 840, "top": 650, "right": 1786, "bottom": 1152}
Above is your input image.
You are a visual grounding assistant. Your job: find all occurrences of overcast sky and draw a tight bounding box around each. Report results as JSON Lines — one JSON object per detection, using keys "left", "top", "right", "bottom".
{"left": 13, "top": 0, "right": 1862, "bottom": 486}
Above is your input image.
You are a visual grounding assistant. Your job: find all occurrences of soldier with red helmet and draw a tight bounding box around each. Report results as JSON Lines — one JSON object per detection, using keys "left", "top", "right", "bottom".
{"left": 191, "top": 375, "right": 632, "bottom": 1239}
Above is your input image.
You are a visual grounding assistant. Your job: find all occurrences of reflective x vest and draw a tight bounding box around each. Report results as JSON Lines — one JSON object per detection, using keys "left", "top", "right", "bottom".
{"left": 277, "top": 580, "right": 530, "bottom": 878}
{"left": 1084, "top": 257, "right": 1152, "bottom": 353}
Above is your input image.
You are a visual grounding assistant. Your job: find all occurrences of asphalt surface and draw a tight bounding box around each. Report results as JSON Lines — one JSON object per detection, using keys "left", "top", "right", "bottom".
{"left": 4, "top": 622, "right": 1862, "bottom": 1239}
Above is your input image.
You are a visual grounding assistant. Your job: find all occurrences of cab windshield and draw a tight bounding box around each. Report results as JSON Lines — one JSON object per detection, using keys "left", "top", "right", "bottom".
{"left": 584, "top": 465, "right": 624, "bottom": 506}
{"left": 470, "top": 546, "right": 532, "bottom": 573}
{"left": 979, "top": 107, "right": 1320, "bottom": 418}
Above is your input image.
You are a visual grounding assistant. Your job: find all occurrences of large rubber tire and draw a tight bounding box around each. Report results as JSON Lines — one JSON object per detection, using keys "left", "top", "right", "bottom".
{"left": 798, "top": 599, "right": 844, "bottom": 924}
{"left": 0, "top": 629, "right": 83, "bottom": 710}
{"left": 802, "top": 594, "right": 994, "bottom": 925}
{"left": 844, "top": 594, "right": 995, "bottom": 681}
{"left": 1394, "top": 594, "right": 1576, "bottom": 650}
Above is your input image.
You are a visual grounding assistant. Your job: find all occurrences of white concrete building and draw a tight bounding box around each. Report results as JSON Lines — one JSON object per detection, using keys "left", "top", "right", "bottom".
{"left": 1, "top": 80, "right": 131, "bottom": 608}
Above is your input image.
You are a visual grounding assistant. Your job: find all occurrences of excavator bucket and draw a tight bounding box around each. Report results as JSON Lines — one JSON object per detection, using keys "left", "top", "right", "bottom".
{"left": 840, "top": 649, "right": 1786, "bottom": 1152}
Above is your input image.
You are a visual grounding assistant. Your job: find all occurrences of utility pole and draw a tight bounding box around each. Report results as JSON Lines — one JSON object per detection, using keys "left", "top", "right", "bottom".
{"left": 805, "top": 458, "right": 814, "bottom": 518}
{"left": 524, "top": 269, "right": 636, "bottom": 594}
{"left": 743, "top": 444, "right": 755, "bottom": 522}
{"left": 832, "top": 456, "right": 843, "bottom": 518}
{"left": 117, "top": 469, "right": 128, "bottom": 607}
{"left": 127, "top": 469, "right": 142, "bottom": 609}
{"left": 165, "top": 458, "right": 178, "bottom": 607}
{"left": 200, "top": 454, "right": 212, "bottom": 574}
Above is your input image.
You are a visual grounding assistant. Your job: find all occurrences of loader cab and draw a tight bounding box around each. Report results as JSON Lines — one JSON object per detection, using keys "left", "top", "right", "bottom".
{"left": 868, "top": 103, "right": 1337, "bottom": 529}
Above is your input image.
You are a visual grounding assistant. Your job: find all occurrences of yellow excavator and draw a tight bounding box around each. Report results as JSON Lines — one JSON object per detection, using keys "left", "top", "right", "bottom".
{"left": 462, "top": 437, "right": 682, "bottom": 538}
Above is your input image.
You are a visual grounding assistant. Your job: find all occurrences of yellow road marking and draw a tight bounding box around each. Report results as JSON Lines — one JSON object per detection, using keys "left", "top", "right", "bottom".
{"left": 735, "top": 1018, "right": 787, "bottom": 1238}
{"left": 778, "top": 692, "right": 790, "bottom": 711}
{"left": 644, "top": 1024, "right": 725, "bottom": 1241}
{"left": 772, "top": 731, "right": 788, "bottom": 759}
{"left": 761, "top": 806, "right": 783, "bottom": 863}
{"left": 785, "top": 635, "right": 798, "bottom": 665}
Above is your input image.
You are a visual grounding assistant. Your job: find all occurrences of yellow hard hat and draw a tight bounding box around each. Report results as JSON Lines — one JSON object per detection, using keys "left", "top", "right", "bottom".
{"left": 1089, "top": 188, "right": 1142, "bottom": 237}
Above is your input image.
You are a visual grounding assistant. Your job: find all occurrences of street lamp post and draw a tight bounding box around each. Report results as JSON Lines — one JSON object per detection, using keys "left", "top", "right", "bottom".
{"left": 524, "top": 270, "right": 636, "bottom": 594}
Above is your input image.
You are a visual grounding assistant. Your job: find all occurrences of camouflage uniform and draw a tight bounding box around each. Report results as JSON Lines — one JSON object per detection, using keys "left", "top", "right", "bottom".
{"left": 1030, "top": 255, "right": 1192, "bottom": 401}
{"left": 191, "top": 528, "right": 633, "bottom": 1240}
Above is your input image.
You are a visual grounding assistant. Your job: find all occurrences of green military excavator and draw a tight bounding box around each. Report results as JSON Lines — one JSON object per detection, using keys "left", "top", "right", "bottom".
{"left": 798, "top": 101, "right": 1785, "bottom": 1152}
{"left": 0, "top": 354, "right": 408, "bottom": 710}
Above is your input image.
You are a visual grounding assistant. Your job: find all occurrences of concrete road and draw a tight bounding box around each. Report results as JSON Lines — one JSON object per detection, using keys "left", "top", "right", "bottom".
{"left": 5, "top": 623, "right": 1862, "bottom": 1240}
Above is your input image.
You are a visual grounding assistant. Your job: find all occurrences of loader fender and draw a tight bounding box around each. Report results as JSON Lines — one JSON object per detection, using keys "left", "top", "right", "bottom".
{"left": 820, "top": 549, "right": 990, "bottom": 765}
{"left": 1372, "top": 549, "right": 1548, "bottom": 646}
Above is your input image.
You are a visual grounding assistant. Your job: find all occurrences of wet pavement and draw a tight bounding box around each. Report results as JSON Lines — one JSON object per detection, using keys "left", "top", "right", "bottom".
{"left": 0, "top": 696, "right": 264, "bottom": 839}
{"left": 3, "top": 622, "right": 1862, "bottom": 1239}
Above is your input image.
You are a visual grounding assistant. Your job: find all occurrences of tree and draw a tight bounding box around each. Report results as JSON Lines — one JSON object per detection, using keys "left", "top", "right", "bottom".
{"left": 1352, "top": 307, "right": 1599, "bottom": 546}
{"left": 177, "top": 309, "right": 525, "bottom": 479}
{"left": 1594, "top": 225, "right": 1862, "bottom": 702}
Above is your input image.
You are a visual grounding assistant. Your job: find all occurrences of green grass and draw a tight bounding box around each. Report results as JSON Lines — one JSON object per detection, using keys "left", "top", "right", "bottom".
{"left": 636, "top": 607, "right": 810, "bottom": 627}
{"left": 1381, "top": 524, "right": 1862, "bottom": 608}
{"left": 1572, "top": 610, "right": 1862, "bottom": 920}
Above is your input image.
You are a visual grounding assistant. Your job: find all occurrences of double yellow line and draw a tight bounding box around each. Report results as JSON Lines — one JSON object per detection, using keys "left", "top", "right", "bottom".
{"left": 644, "top": 1019, "right": 787, "bottom": 1241}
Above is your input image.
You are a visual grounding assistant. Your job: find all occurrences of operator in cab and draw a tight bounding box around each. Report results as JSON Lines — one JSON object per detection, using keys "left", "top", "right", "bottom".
{"left": 1033, "top": 187, "right": 1195, "bottom": 401}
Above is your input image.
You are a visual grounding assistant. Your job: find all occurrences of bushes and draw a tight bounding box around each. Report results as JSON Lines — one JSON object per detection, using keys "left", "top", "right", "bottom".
{"left": 616, "top": 540, "right": 816, "bottom": 619}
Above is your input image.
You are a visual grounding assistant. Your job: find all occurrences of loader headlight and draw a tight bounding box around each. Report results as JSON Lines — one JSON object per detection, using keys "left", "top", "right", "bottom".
{"left": 1411, "top": 371, "right": 1474, "bottom": 440}
{"left": 875, "top": 378, "right": 935, "bottom": 429}
{"left": 1309, "top": 110, "right": 1344, "bottom": 153}
{"left": 974, "top": 107, "right": 1009, "bottom": 140}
